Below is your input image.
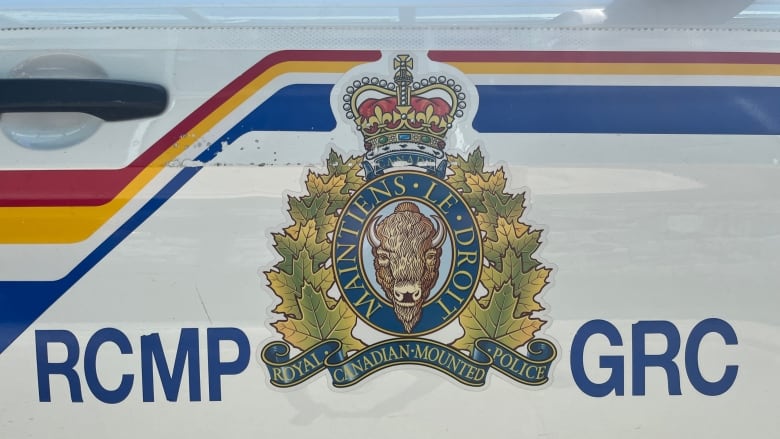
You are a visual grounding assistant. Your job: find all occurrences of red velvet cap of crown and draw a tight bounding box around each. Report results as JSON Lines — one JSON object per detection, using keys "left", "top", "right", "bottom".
{"left": 358, "top": 96, "right": 452, "bottom": 134}
{"left": 357, "top": 96, "right": 452, "bottom": 120}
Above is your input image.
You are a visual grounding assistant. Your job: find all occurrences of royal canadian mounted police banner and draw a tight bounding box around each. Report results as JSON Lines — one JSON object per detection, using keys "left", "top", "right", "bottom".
{"left": 261, "top": 54, "right": 557, "bottom": 388}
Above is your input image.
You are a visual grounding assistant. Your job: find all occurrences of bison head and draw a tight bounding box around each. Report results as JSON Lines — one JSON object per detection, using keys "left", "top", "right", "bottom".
{"left": 366, "top": 202, "right": 446, "bottom": 333}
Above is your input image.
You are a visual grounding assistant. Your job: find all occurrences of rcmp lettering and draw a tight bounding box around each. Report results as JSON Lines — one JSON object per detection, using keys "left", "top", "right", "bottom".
{"left": 35, "top": 328, "right": 249, "bottom": 403}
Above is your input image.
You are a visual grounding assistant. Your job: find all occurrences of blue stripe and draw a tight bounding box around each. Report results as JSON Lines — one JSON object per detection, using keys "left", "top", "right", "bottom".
{"left": 226, "top": 84, "right": 336, "bottom": 135}
{"left": 473, "top": 85, "right": 780, "bottom": 134}
{"left": 209, "top": 84, "right": 780, "bottom": 135}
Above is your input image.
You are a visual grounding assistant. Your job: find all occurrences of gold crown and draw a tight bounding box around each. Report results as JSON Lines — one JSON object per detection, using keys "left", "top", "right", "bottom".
{"left": 343, "top": 55, "right": 466, "bottom": 151}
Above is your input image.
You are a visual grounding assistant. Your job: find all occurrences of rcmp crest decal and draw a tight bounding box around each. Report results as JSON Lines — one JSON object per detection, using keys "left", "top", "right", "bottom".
{"left": 261, "top": 54, "right": 557, "bottom": 388}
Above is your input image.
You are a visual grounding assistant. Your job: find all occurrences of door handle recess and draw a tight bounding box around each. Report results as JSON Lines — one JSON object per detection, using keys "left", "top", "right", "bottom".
{"left": 0, "top": 78, "right": 168, "bottom": 122}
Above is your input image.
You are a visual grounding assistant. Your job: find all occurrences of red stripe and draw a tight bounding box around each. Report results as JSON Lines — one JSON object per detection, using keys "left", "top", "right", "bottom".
{"left": 428, "top": 50, "right": 780, "bottom": 64}
{"left": 0, "top": 50, "right": 380, "bottom": 207}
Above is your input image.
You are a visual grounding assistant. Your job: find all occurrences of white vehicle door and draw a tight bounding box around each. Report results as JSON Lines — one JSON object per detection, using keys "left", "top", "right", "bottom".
{"left": 0, "top": 1, "right": 777, "bottom": 438}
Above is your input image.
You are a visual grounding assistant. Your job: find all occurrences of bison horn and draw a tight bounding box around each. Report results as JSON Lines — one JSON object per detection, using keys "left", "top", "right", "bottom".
{"left": 431, "top": 215, "right": 447, "bottom": 248}
{"left": 367, "top": 215, "right": 382, "bottom": 248}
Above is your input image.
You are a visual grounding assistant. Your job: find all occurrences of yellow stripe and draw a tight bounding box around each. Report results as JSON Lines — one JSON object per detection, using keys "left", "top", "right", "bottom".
{"left": 448, "top": 62, "right": 780, "bottom": 76}
{"left": 0, "top": 60, "right": 365, "bottom": 244}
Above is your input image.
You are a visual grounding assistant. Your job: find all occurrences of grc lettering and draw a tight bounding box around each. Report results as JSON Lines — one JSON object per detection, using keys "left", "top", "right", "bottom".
{"left": 570, "top": 319, "right": 738, "bottom": 397}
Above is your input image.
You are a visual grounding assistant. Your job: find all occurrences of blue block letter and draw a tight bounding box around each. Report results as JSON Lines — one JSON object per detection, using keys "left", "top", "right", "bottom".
{"left": 685, "top": 318, "right": 738, "bottom": 396}
{"left": 36, "top": 330, "right": 83, "bottom": 402}
{"left": 632, "top": 320, "right": 681, "bottom": 396}
{"left": 207, "top": 328, "right": 249, "bottom": 401}
{"left": 84, "top": 328, "right": 134, "bottom": 404}
{"left": 571, "top": 320, "right": 625, "bottom": 397}
{"left": 141, "top": 328, "right": 201, "bottom": 402}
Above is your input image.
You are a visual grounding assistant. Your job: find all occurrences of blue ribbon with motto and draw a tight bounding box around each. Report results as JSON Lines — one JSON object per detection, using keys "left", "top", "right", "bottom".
{"left": 261, "top": 338, "right": 557, "bottom": 388}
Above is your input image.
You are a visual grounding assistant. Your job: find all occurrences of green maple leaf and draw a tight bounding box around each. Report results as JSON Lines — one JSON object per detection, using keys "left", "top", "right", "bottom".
{"left": 267, "top": 248, "right": 334, "bottom": 319}
{"left": 452, "top": 282, "right": 545, "bottom": 352}
{"left": 463, "top": 167, "right": 510, "bottom": 212}
{"left": 477, "top": 191, "right": 526, "bottom": 241}
{"left": 306, "top": 172, "right": 347, "bottom": 216}
{"left": 454, "top": 247, "right": 549, "bottom": 352}
{"left": 285, "top": 152, "right": 362, "bottom": 238}
{"left": 448, "top": 150, "right": 513, "bottom": 214}
{"left": 491, "top": 191, "right": 526, "bottom": 223}
{"left": 326, "top": 150, "right": 361, "bottom": 179}
{"left": 512, "top": 266, "right": 550, "bottom": 318}
{"left": 514, "top": 229, "right": 543, "bottom": 271}
{"left": 480, "top": 249, "right": 546, "bottom": 316}
{"left": 483, "top": 217, "right": 542, "bottom": 270}
{"left": 481, "top": 249, "right": 523, "bottom": 294}
{"left": 483, "top": 218, "right": 527, "bottom": 268}
{"left": 448, "top": 149, "right": 486, "bottom": 190}
{"left": 273, "top": 282, "right": 365, "bottom": 353}
{"left": 289, "top": 192, "right": 329, "bottom": 224}
{"left": 273, "top": 220, "right": 330, "bottom": 275}
{"left": 325, "top": 150, "right": 363, "bottom": 208}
